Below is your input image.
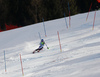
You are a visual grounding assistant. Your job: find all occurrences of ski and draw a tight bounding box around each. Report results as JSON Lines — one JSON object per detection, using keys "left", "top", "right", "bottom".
{"left": 32, "top": 50, "right": 40, "bottom": 54}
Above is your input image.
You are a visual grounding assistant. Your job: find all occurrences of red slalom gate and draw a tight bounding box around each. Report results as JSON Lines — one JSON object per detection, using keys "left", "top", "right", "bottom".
{"left": 93, "top": 11, "right": 96, "bottom": 30}
{"left": 19, "top": 54, "right": 24, "bottom": 76}
{"left": 57, "top": 31, "right": 62, "bottom": 52}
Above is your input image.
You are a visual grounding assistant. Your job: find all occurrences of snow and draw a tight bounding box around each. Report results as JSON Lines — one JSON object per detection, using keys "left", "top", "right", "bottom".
{"left": 0, "top": 10, "right": 100, "bottom": 77}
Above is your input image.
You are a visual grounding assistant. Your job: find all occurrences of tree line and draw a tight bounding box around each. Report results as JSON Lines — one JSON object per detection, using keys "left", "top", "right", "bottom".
{"left": 0, "top": 0, "right": 99, "bottom": 30}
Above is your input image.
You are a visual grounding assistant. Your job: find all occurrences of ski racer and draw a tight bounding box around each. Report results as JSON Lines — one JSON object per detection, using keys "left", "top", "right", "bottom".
{"left": 33, "top": 39, "right": 49, "bottom": 53}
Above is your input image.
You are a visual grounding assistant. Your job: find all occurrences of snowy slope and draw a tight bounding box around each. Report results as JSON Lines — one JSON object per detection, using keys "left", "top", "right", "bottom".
{"left": 0, "top": 10, "right": 100, "bottom": 77}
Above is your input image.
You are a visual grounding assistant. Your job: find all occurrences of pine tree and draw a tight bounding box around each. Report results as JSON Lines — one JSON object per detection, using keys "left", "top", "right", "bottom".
{"left": 0, "top": 0, "right": 99, "bottom": 30}
{"left": 0, "top": 0, "right": 8, "bottom": 30}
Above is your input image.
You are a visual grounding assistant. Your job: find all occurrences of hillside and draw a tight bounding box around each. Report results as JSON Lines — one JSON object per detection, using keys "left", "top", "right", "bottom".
{"left": 0, "top": 10, "right": 100, "bottom": 77}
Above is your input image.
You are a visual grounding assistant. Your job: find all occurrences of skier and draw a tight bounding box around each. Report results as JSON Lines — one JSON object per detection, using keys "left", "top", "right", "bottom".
{"left": 33, "top": 39, "right": 49, "bottom": 54}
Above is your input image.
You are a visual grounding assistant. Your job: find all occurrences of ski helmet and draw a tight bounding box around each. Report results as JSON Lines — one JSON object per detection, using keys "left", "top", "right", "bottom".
{"left": 41, "top": 39, "right": 44, "bottom": 42}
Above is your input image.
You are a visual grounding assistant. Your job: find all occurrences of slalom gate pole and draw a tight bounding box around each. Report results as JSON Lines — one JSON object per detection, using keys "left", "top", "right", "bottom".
{"left": 68, "top": 2, "right": 71, "bottom": 27}
{"left": 93, "top": 11, "right": 96, "bottom": 30}
{"left": 57, "top": 31, "right": 62, "bottom": 52}
{"left": 4, "top": 50, "right": 7, "bottom": 72}
{"left": 86, "top": 2, "right": 92, "bottom": 21}
{"left": 38, "top": 32, "right": 41, "bottom": 40}
{"left": 42, "top": 18, "right": 47, "bottom": 37}
{"left": 64, "top": 13, "right": 68, "bottom": 29}
{"left": 19, "top": 54, "right": 24, "bottom": 76}
{"left": 69, "top": 12, "right": 71, "bottom": 27}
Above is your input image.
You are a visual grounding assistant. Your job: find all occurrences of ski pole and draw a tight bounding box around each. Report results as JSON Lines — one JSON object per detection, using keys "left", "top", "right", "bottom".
{"left": 45, "top": 43, "right": 49, "bottom": 49}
